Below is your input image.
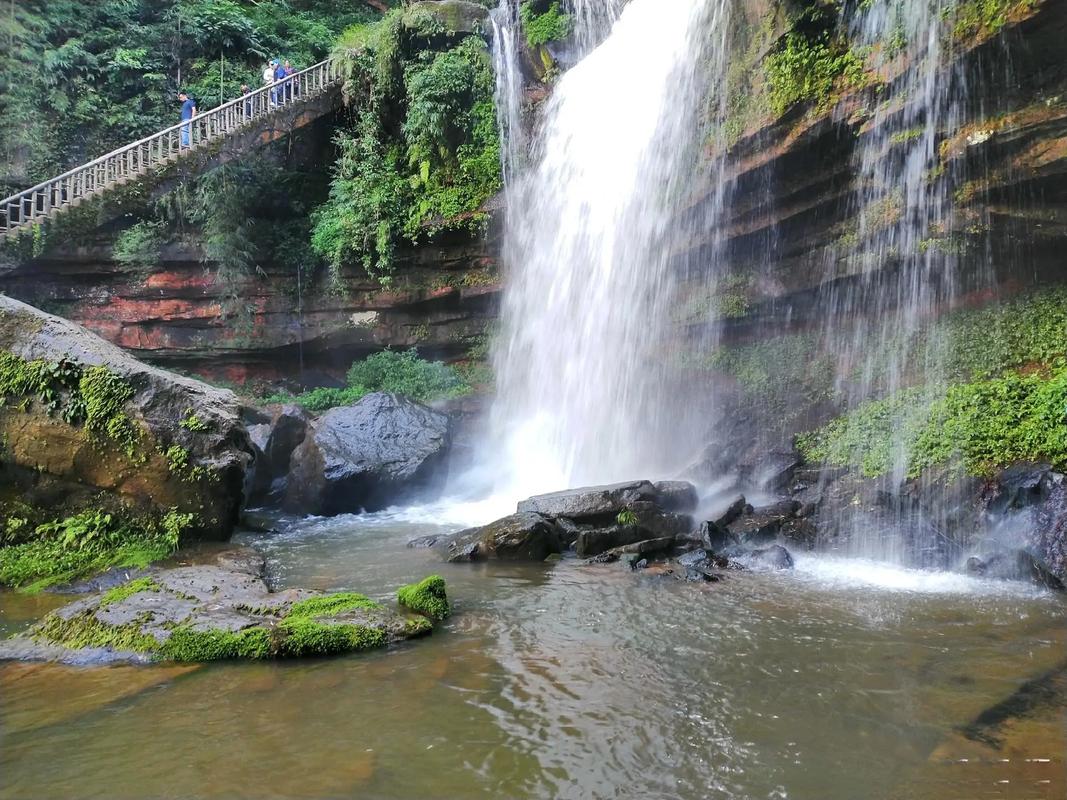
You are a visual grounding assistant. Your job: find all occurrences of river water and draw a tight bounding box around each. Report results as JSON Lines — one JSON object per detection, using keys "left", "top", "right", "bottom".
{"left": 2, "top": 511, "right": 1064, "bottom": 799}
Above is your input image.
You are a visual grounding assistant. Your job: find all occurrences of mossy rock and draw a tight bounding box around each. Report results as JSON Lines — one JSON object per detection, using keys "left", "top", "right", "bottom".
{"left": 397, "top": 575, "right": 450, "bottom": 620}
{"left": 0, "top": 548, "right": 434, "bottom": 665}
{"left": 0, "top": 296, "right": 253, "bottom": 540}
{"left": 402, "top": 1, "right": 490, "bottom": 38}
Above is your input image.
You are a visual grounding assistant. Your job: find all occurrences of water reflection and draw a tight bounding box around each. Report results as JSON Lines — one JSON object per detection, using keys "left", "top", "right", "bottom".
{"left": 1, "top": 512, "right": 1064, "bottom": 799}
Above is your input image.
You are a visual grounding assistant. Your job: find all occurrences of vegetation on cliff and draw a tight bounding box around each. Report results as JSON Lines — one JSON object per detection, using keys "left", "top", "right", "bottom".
{"left": 312, "top": 11, "right": 501, "bottom": 283}
{"left": 796, "top": 288, "right": 1067, "bottom": 478}
{"left": 263, "top": 348, "right": 471, "bottom": 411}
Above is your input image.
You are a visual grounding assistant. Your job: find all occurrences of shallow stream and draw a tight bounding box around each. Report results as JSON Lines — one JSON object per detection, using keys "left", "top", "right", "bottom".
{"left": 1, "top": 510, "right": 1064, "bottom": 799}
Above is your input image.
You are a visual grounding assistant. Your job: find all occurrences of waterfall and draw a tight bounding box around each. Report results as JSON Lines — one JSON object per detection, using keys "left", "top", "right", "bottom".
{"left": 820, "top": 0, "right": 976, "bottom": 566}
{"left": 486, "top": 0, "right": 721, "bottom": 498}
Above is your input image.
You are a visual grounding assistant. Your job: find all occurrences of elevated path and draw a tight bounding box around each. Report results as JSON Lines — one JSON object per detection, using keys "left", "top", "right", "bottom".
{"left": 1, "top": 60, "right": 341, "bottom": 240}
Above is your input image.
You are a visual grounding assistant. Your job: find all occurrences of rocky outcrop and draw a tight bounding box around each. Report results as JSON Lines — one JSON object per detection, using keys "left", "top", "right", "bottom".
{"left": 0, "top": 296, "right": 251, "bottom": 539}
{"left": 432, "top": 480, "right": 698, "bottom": 562}
{"left": 442, "top": 512, "right": 562, "bottom": 562}
{"left": 284, "top": 392, "right": 451, "bottom": 515}
{"left": 0, "top": 548, "right": 441, "bottom": 665}
{"left": 0, "top": 235, "right": 498, "bottom": 386}
{"left": 246, "top": 404, "right": 312, "bottom": 504}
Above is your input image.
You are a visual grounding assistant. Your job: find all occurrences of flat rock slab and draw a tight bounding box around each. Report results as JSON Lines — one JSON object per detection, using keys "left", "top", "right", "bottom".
{"left": 0, "top": 548, "right": 439, "bottom": 665}
{"left": 516, "top": 480, "right": 660, "bottom": 518}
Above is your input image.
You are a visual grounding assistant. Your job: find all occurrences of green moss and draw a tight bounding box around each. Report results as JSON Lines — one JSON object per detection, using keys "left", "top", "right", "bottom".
{"left": 277, "top": 616, "right": 387, "bottom": 656}
{"left": 34, "top": 610, "right": 157, "bottom": 653}
{"left": 799, "top": 367, "right": 1067, "bottom": 478}
{"left": 0, "top": 353, "right": 142, "bottom": 457}
{"left": 99, "top": 577, "right": 160, "bottom": 607}
{"left": 158, "top": 626, "right": 273, "bottom": 662}
{"left": 287, "top": 592, "right": 382, "bottom": 618}
{"left": 162, "top": 444, "right": 213, "bottom": 483}
{"left": 765, "top": 32, "right": 868, "bottom": 116}
{"left": 396, "top": 575, "right": 450, "bottom": 621}
{"left": 178, "top": 412, "right": 210, "bottom": 432}
{"left": 0, "top": 508, "right": 188, "bottom": 592}
{"left": 520, "top": 2, "right": 572, "bottom": 48}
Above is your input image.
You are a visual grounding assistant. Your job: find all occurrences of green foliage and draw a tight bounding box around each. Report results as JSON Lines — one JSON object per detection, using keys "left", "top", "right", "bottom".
{"left": 158, "top": 626, "right": 273, "bottom": 661}
{"left": 396, "top": 575, "right": 450, "bottom": 621}
{"left": 0, "top": 353, "right": 142, "bottom": 456}
{"left": 799, "top": 367, "right": 1067, "bottom": 478}
{"left": 1, "top": 0, "right": 383, "bottom": 187}
{"left": 264, "top": 348, "right": 471, "bottom": 411}
{"left": 0, "top": 508, "right": 189, "bottom": 592}
{"left": 163, "top": 445, "right": 213, "bottom": 483}
{"left": 313, "top": 24, "right": 501, "bottom": 283}
{"left": 520, "top": 2, "right": 573, "bottom": 48}
{"left": 80, "top": 365, "right": 140, "bottom": 457}
{"left": 616, "top": 509, "right": 639, "bottom": 527}
{"left": 953, "top": 0, "right": 1037, "bottom": 41}
{"left": 34, "top": 610, "right": 158, "bottom": 653}
{"left": 99, "top": 577, "right": 161, "bottom": 608}
{"left": 765, "top": 33, "right": 867, "bottom": 116}
{"left": 113, "top": 221, "right": 166, "bottom": 273}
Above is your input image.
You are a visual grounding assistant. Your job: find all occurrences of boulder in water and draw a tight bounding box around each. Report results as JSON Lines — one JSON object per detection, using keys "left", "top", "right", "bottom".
{"left": 516, "top": 480, "right": 660, "bottom": 518}
{"left": 442, "top": 512, "right": 562, "bottom": 562}
{"left": 733, "top": 544, "right": 795, "bottom": 571}
{"left": 284, "top": 392, "right": 451, "bottom": 515}
{"left": 964, "top": 549, "right": 1064, "bottom": 590}
{"left": 0, "top": 549, "right": 439, "bottom": 665}
{"left": 652, "top": 481, "right": 699, "bottom": 513}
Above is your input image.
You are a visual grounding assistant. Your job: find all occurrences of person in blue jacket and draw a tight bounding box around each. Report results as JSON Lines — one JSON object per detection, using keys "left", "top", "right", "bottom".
{"left": 178, "top": 91, "right": 197, "bottom": 147}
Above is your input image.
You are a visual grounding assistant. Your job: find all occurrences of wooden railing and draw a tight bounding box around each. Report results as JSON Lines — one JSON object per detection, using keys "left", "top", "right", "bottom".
{"left": 1, "top": 59, "right": 340, "bottom": 240}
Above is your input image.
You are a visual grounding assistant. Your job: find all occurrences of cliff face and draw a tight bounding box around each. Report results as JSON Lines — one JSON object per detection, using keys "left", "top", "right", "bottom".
{"left": 685, "top": 0, "right": 1067, "bottom": 325}
{"left": 0, "top": 233, "right": 498, "bottom": 386}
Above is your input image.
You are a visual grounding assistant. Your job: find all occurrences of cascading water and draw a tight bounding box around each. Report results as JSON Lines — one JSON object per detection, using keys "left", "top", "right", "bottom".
{"left": 486, "top": 0, "right": 723, "bottom": 498}
{"left": 819, "top": 0, "right": 977, "bottom": 566}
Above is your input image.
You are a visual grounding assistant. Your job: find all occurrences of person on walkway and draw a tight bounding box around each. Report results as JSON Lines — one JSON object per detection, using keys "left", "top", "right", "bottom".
{"left": 240, "top": 83, "right": 252, "bottom": 118}
{"left": 264, "top": 59, "right": 277, "bottom": 105}
{"left": 283, "top": 59, "right": 296, "bottom": 101}
{"left": 274, "top": 59, "right": 288, "bottom": 104}
{"left": 178, "top": 91, "right": 197, "bottom": 148}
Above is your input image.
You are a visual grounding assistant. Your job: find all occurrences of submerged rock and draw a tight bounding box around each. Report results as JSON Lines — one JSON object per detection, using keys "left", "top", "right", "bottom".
{"left": 0, "top": 549, "right": 442, "bottom": 665}
{"left": 284, "top": 392, "right": 451, "bottom": 515}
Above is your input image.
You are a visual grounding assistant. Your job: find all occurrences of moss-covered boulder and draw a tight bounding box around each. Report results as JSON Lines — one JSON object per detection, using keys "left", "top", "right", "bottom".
{"left": 397, "top": 574, "right": 450, "bottom": 620}
{"left": 0, "top": 549, "right": 437, "bottom": 665}
{"left": 0, "top": 296, "right": 252, "bottom": 543}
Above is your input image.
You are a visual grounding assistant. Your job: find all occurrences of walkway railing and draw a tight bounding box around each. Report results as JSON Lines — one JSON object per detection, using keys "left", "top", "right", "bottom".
{"left": 1, "top": 59, "right": 340, "bottom": 240}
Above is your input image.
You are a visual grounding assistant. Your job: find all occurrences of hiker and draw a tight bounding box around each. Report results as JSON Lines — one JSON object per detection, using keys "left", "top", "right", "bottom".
{"left": 178, "top": 91, "right": 197, "bottom": 148}
{"left": 283, "top": 59, "right": 296, "bottom": 100}
{"left": 240, "top": 83, "right": 252, "bottom": 118}
{"left": 264, "top": 59, "right": 277, "bottom": 105}
{"left": 274, "top": 59, "right": 288, "bottom": 104}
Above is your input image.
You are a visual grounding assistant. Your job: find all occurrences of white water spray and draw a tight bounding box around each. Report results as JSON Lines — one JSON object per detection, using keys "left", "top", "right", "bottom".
{"left": 487, "top": 0, "right": 721, "bottom": 499}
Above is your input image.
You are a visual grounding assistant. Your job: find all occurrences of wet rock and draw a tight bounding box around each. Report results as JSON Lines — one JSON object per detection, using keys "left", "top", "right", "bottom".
{"left": 749, "top": 452, "right": 801, "bottom": 492}
{"left": 652, "top": 481, "right": 699, "bottom": 513}
{"left": 964, "top": 550, "right": 1064, "bottom": 590}
{"left": 604, "top": 536, "right": 676, "bottom": 558}
{"left": 984, "top": 462, "right": 1055, "bottom": 515}
{"left": 733, "top": 544, "right": 795, "bottom": 571}
{"left": 240, "top": 510, "right": 281, "bottom": 533}
{"left": 575, "top": 525, "right": 658, "bottom": 558}
{"left": 779, "top": 516, "right": 818, "bottom": 550}
{"left": 727, "top": 511, "right": 784, "bottom": 546}
{"left": 284, "top": 392, "right": 451, "bottom": 515}
{"left": 699, "top": 520, "right": 734, "bottom": 552}
{"left": 407, "top": 534, "right": 444, "bottom": 549}
{"left": 516, "top": 480, "right": 659, "bottom": 519}
{"left": 266, "top": 405, "right": 311, "bottom": 470}
{"left": 0, "top": 553, "right": 440, "bottom": 665}
{"left": 0, "top": 296, "right": 252, "bottom": 539}
{"left": 712, "top": 494, "right": 750, "bottom": 528}
{"left": 442, "top": 512, "right": 562, "bottom": 562}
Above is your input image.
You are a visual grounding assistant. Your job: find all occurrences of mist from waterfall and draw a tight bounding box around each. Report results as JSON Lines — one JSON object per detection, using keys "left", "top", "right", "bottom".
{"left": 485, "top": 0, "right": 721, "bottom": 499}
